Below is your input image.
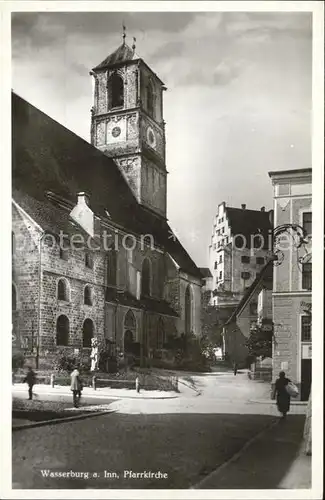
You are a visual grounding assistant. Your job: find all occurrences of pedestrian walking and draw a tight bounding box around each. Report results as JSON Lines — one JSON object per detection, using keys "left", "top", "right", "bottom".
{"left": 70, "top": 366, "right": 82, "bottom": 408}
{"left": 272, "top": 371, "right": 291, "bottom": 419}
{"left": 23, "top": 366, "right": 36, "bottom": 400}
{"left": 233, "top": 361, "right": 238, "bottom": 376}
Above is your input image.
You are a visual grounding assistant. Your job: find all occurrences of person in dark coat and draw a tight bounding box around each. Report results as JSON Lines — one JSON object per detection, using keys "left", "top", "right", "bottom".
{"left": 272, "top": 371, "right": 291, "bottom": 419}
{"left": 23, "top": 367, "right": 36, "bottom": 400}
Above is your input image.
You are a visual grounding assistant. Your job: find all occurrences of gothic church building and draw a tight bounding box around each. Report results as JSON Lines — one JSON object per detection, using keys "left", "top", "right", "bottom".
{"left": 12, "top": 40, "right": 202, "bottom": 368}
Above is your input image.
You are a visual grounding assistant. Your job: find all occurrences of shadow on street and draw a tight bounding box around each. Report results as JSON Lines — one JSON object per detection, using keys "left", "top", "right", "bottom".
{"left": 12, "top": 412, "right": 306, "bottom": 490}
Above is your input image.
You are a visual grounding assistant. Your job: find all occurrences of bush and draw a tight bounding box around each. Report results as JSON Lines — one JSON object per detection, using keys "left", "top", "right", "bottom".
{"left": 245, "top": 322, "right": 273, "bottom": 360}
{"left": 53, "top": 351, "right": 80, "bottom": 373}
{"left": 12, "top": 352, "right": 25, "bottom": 373}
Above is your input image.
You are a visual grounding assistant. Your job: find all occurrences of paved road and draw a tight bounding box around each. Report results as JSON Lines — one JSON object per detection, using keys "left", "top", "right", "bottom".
{"left": 12, "top": 371, "right": 307, "bottom": 489}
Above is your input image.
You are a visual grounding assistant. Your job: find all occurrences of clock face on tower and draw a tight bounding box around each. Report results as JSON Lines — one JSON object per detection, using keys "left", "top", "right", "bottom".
{"left": 146, "top": 126, "right": 157, "bottom": 149}
{"left": 111, "top": 126, "right": 121, "bottom": 138}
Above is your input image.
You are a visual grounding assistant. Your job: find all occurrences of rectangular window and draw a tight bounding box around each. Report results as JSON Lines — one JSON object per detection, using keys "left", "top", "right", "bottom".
{"left": 302, "top": 263, "right": 312, "bottom": 290}
{"left": 221, "top": 227, "right": 225, "bottom": 233}
{"left": 241, "top": 271, "right": 251, "bottom": 280}
{"left": 256, "top": 257, "right": 265, "bottom": 265}
{"left": 301, "top": 315, "right": 311, "bottom": 342}
{"left": 59, "top": 248, "right": 68, "bottom": 261}
{"left": 85, "top": 252, "right": 94, "bottom": 269}
{"left": 219, "top": 271, "right": 222, "bottom": 280}
{"left": 218, "top": 241, "right": 222, "bottom": 247}
{"left": 219, "top": 255, "right": 222, "bottom": 264}
{"left": 241, "top": 256, "right": 250, "bottom": 264}
{"left": 224, "top": 237, "right": 229, "bottom": 244}
{"left": 303, "top": 212, "right": 312, "bottom": 237}
{"left": 214, "top": 261, "right": 218, "bottom": 269}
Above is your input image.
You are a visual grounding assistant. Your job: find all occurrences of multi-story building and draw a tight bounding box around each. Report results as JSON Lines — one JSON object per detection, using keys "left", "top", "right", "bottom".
{"left": 11, "top": 39, "right": 202, "bottom": 368}
{"left": 209, "top": 202, "right": 273, "bottom": 312}
{"left": 268, "top": 168, "right": 312, "bottom": 401}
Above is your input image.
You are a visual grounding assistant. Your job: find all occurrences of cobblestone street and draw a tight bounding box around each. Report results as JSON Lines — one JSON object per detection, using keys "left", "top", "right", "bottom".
{"left": 12, "top": 371, "right": 308, "bottom": 489}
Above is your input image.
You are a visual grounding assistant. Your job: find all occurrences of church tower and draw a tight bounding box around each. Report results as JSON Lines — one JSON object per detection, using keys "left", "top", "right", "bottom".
{"left": 90, "top": 35, "right": 167, "bottom": 218}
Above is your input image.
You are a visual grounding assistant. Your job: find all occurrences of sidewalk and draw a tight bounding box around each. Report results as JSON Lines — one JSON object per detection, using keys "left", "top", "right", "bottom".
{"left": 12, "top": 383, "right": 178, "bottom": 400}
{"left": 194, "top": 414, "right": 311, "bottom": 489}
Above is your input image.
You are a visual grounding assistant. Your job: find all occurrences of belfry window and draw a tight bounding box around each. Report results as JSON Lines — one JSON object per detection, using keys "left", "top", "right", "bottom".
{"left": 111, "top": 73, "right": 124, "bottom": 108}
{"left": 141, "top": 258, "right": 151, "bottom": 297}
{"left": 146, "top": 82, "right": 154, "bottom": 117}
{"left": 84, "top": 285, "right": 93, "bottom": 306}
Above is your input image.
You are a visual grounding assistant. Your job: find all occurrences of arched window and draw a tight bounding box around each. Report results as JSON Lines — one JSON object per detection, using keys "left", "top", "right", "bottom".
{"left": 57, "top": 279, "right": 69, "bottom": 301}
{"left": 83, "top": 318, "right": 94, "bottom": 348}
{"left": 157, "top": 318, "right": 165, "bottom": 349}
{"left": 84, "top": 285, "right": 93, "bottom": 306}
{"left": 56, "top": 315, "right": 69, "bottom": 346}
{"left": 146, "top": 82, "right": 154, "bottom": 117}
{"left": 185, "top": 285, "right": 193, "bottom": 335}
{"left": 111, "top": 73, "right": 124, "bottom": 108}
{"left": 12, "top": 284, "right": 17, "bottom": 311}
{"left": 141, "top": 258, "right": 151, "bottom": 297}
{"left": 106, "top": 250, "right": 117, "bottom": 286}
{"left": 125, "top": 309, "right": 136, "bottom": 329}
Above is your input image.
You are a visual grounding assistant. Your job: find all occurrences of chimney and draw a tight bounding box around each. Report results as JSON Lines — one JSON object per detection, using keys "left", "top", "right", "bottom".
{"left": 77, "top": 192, "right": 90, "bottom": 206}
{"left": 260, "top": 206, "right": 265, "bottom": 212}
{"left": 241, "top": 204, "right": 246, "bottom": 210}
{"left": 70, "top": 191, "right": 94, "bottom": 237}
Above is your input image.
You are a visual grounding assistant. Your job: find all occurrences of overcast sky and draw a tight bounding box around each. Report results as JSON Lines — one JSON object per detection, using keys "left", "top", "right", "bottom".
{"left": 12, "top": 11, "right": 312, "bottom": 266}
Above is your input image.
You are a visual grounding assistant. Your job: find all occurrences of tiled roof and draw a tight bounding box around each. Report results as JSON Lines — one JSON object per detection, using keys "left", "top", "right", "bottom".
{"left": 105, "top": 288, "right": 178, "bottom": 317}
{"left": 226, "top": 207, "right": 272, "bottom": 250}
{"left": 12, "top": 92, "right": 201, "bottom": 278}
{"left": 225, "top": 260, "right": 273, "bottom": 325}
{"left": 12, "top": 188, "right": 101, "bottom": 248}
{"left": 93, "top": 43, "right": 138, "bottom": 70}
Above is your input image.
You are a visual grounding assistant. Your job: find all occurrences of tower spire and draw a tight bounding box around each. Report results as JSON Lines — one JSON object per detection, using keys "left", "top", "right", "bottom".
{"left": 122, "top": 24, "right": 126, "bottom": 44}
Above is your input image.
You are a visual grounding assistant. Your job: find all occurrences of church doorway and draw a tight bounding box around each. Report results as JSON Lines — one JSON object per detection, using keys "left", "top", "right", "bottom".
{"left": 123, "top": 310, "right": 136, "bottom": 355}
{"left": 124, "top": 330, "right": 134, "bottom": 355}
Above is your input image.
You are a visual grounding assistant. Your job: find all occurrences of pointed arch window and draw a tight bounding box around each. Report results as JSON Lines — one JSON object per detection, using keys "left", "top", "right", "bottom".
{"left": 141, "top": 258, "right": 151, "bottom": 297}
{"left": 56, "top": 315, "right": 69, "bottom": 346}
{"left": 111, "top": 73, "right": 124, "bottom": 108}
{"left": 125, "top": 309, "right": 136, "bottom": 329}
{"left": 146, "top": 82, "right": 154, "bottom": 117}
{"left": 106, "top": 250, "right": 117, "bottom": 286}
